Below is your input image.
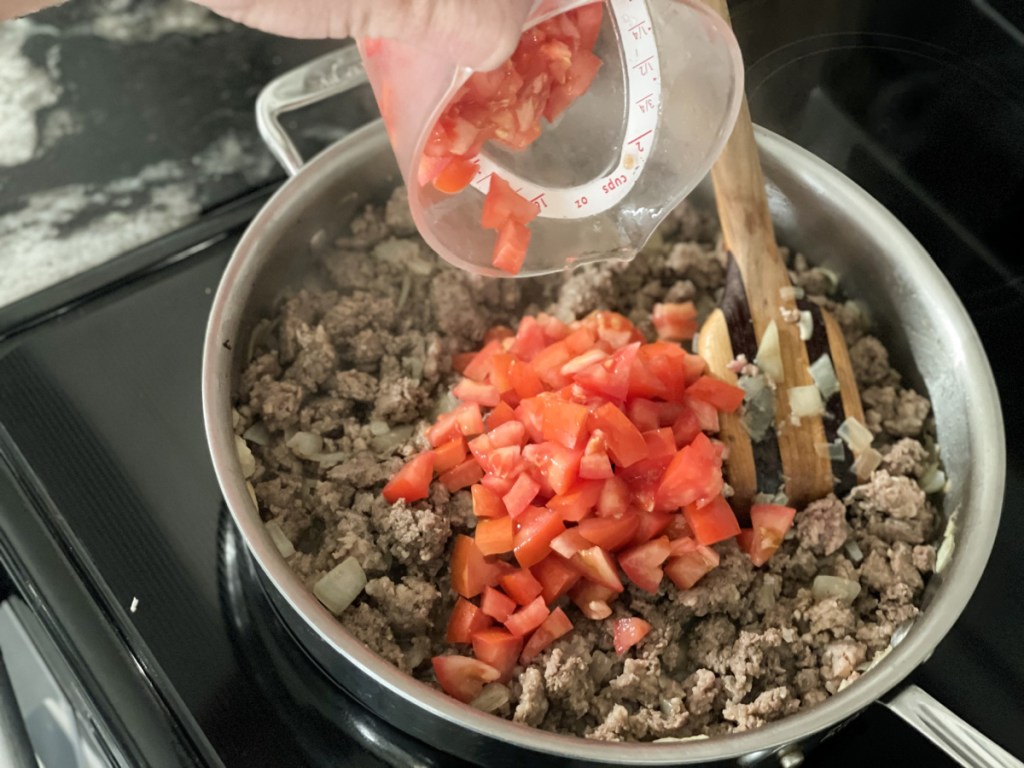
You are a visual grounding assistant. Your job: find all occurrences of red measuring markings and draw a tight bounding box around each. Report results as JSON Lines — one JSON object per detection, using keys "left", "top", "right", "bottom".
{"left": 628, "top": 21, "right": 652, "bottom": 40}
{"left": 627, "top": 130, "right": 653, "bottom": 153}
{"left": 530, "top": 193, "right": 548, "bottom": 210}
{"left": 633, "top": 56, "right": 656, "bottom": 77}
{"left": 635, "top": 93, "right": 655, "bottom": 114}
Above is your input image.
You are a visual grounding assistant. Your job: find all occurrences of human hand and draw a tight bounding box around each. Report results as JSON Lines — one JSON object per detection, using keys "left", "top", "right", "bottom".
{"left": 188, "top": 0, "right": 535, "bottom": 71}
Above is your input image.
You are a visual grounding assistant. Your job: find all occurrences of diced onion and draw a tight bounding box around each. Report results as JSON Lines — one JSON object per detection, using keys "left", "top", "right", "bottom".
{"left": 739, "top": 374, "right": 774, "bottom": 441}
{"left": 779, "top": 285, "right": 805, "bottom": 301}
{"left": 397, "top": 274, "right": 412, "bottom": 311}
{"left": 287, "top": 431, "right": 324, "bottom": 459}
{"left": 838, "top": 417, "right": 873, "bottom": 453}
{"left": 313, "top": 557, "right": 367, "bottom": 615}
{"left": 844, "top": 539, "right": 864, "bottom": 564}
{"left": 265, "top": 519, "right": 295, "bottom": 558}
{"left": 809, "top": 354, "right": 841, "bottom": 400}
{"left": 919, "top": 466, "right": 947, "bottom": 494}
{"left": 243, "top": 421, "right": 271, "bottom": 446}
{"left": 812, "top": 575, "right": 861, "bottom": 605}
{"left": 232, "top": 409, "right": 242, "bottom": 429}
{"left": 234, "top": 435, "right": 256, "bottom": 479}
{"left": 755, "top": 320, "right": 783, "bottom": 382}
{"left": 369, "top": 420, "right": 390, "bottom": 436}
{"left": 471, "top": 683, "right": 511, "bottom": 713}
{"left": 788, "top": 385, "right": 823, "bottom": 419}
{"left": 815, "top": 440, "right": 846, "bottom": 462}
{"left": 851, "top": 447, "right": 883, "bottom": 477}
{"left": 245, "top": 480, "right": 259, "bottom": 509}
{"left": 798, "top": 310, "right": 814, "bottom": 341}
{"left": 311, "top": 452, "right": 347, "bottom": 467}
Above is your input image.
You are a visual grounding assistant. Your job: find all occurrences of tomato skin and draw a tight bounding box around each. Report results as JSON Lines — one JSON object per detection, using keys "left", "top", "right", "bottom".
{"left": 654, "top": 433, "right": 724, "bottom": 511}
{"left": 382, "top": 452, "right": 434, "bottom": 503}
{"left": 513, "top": 506, "right": 566, "bottom": 569}
{"left": 683, "top": 494, "right": 741, "bottom": 546}
{"left": 686, "top": 376, "right": 746, "bottom": 414}
{"left": 471, "top": 628, "right": 523, "bottom": 683}
{"left": 593, "top": 402, "right": 648, "bottom": 467}
{"left": 613, "top": 617, "right": 652, "bottom": 655}
{"left": 475, "top": 516, "right": 515, "bottom": 556}
{"left": 433, "top": 437, "right": 468, "bottom": 475}
{"left": 499, "top": 568, "right": 544, "bottom": 605}
{"left": 520, "top": 607, "right": 573, "bottom": 663}
{"left": 618, "top": 536, "right": 671, "bottom": 593}
{"left": 446, "top": 597, "right": 493, "bottom": 643}
{"left": 432, "top": 655, "right": 501, "bottom": 703}
{"left": 451, "top": 535, "right": 504, "bottom": 598}
{"left": 504, "top": 596, "right": 550, "bottom": 638}
{"left": 531, "top": 554, "right": 582, "bottom": 603}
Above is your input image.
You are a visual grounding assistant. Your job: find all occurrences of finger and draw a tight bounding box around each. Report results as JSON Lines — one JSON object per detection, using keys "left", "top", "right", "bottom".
{"left": 1, "top": 0, "right": 65, "bottom": 21}
{"left": 192, "top": 0, "right": 534, "bottom": 71}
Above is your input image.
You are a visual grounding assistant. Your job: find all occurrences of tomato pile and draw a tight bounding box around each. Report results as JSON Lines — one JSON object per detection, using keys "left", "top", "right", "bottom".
{"left": 382, "top": 307, "right": 797, "bottom": 704}
{"left": 418, "top": 4, "right": 604, "bottom": 275}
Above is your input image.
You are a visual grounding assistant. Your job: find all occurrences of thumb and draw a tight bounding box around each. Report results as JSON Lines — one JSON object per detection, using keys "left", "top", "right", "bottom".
{"left": 345, "top": 0, "right": 535, "bottom": 71}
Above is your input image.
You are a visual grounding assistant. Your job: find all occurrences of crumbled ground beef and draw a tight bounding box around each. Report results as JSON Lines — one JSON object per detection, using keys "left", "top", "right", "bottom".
{"left": 234, "top": 188, "right": 941, "bottom": 739}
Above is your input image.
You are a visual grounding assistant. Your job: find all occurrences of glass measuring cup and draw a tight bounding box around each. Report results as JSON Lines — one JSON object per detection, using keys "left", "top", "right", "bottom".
{"left": 357, "top": 0, "right": 744, "bottom": 278}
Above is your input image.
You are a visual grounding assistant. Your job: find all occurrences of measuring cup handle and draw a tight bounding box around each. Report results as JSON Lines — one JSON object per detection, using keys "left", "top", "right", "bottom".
{"left": 883, "top": 685, "right": 1022, "bottom": 768}
{"left": 255, "top": 46, "right": 370, "bottom": 176}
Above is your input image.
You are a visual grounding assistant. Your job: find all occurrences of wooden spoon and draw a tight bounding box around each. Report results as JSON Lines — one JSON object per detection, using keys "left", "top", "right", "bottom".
{"left": 698, "top": 0, "right": 867, "bottom": 511}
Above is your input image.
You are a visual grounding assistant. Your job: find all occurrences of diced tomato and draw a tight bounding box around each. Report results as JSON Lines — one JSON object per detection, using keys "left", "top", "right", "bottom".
{"left": 593, "top": 402, "right": 648, "bottom": 467}
{"left": 510, "top": 316, "right": 548, "bottom": 361}
{"left": 486, "top": 400, "right": 516, "bottom": 430}
{"left": 471, "top": 483, "right": 508, "bottom": 520}
{"left": 578, "top": 512, "right": 640, "bottom": 552}
{"left": 514, "top": 396, "right": 548, "bottom": 442}
{"left": 626, "top": 399, "right": 661, "bottom": 433}
{"left": 427, "top": 412, "right": 461, "bottom": 448}
{"left": 550, "top": 527, "right": 592, "bottom": 559}
{"left": 433, "top": 437, "right": 467, "bottom": 475}
{"left": 596, "top": 476, "right": 631, "bottom": 517}
{"left": 530, "top": 343, "right": 573, "bottom": 389}
{"left": 684, "top": 395, "right": 720, "bottom": 433}
{"left": 545, "top": 47, "right": 602, "bottom": 121}
{"left": 488, "top": 352, "right": 515, "bottom": 396}
{"left": 480, "top": 586, "right": 517, "bottom": 623}
{"left": 683, "top": 494, "right": 741, "bottom": 546}
{"left": 664, "top": 541, "right": 720, "bottom": 590}
{"left": 613, "top": 617, "right": 652, "bottom": 655}
{"left": 570, "top": 545, "right": 624, "bottom": 592}
{"left": 432, "top": 156, "right": 478, "bottom": 193}
{"left": 451, "top": 535, "right": 504, "bottom": 598}
{"left": 476, "top": 516, "right": 514, "bottom": 556}
{"left": 672, "top": 406, "right": 703, "bottom": 447}
{"left": 522, "top": 441, "right": 582, "bottom": 496}
{"left": 618, "top": 536, "right": 671, "bottom": 593}
{"left": 432, "top": 655, "right": 501, "bottom": 703}
{"left": 382, "top": 452, "right": 434, "bottom": 503}
{"left": 536, "top": 312, "right": 570, "bottom": 342}
{"left": 463, "top": 340, "right": 503, "bottom": 383}
{"left": 547, "top": 478, "right": 603, "bottom": 522}
{"left": 498, "top": 568, "right": 544, "bottom": 606}
{"left": 504, "top": 596, "right": 550, "bottom": 638}
{"left": 665, "top": 514, "right": 693, "bottom": 540}
{"left": 570, "top": 580, "right": 616, "bottom": 620}
{"left": 686, "top": 376, "right": 746, "bottom": 413}
{"left": 482, "top": 175, "right": 539, "bottom": 230}
{"left": 481, "top": 473, "right": 516, "bottom": 496}
{"left": 520, "top": 607, "right": 573, "bottom": 663}
{"left": 651, "top": 302, "right": 698, "bottom": 341}
{"left": 513, "top": 506, "right": 565, "bottom": 568}
{"left": 452, "top": 352, "right": 476, "bottom": 375}
{"left": 508, "top": 358, "right": 545, "bottom": 399}
{"left": 655, "top": 433, "right": 724, "bottom": 511}
{"left": 418, "top": 155, "right": 452, "bottom": 187}
{"left": 561, "top": 347, "right": 608, "bottom": 377}
{"left": 573, "top": 342, "right": 639, "bottom": 402}
{"left": 642, "top": 428, "right": 677, "bottom": 460}
{"left": 742, "top": 504, "right": 798, "bottom": 566}
{"left": 541, "top": 400, "right": 589, "bottom": 449}
{"left": 488, "top": 420, "right": 527, "bottom": 448}
{"left": 471, "top": 629, "right": 522, "bottom": 683}
{"left": 439, "top": 458, "right": 485, "bottom": 492}
{"left": 531, "top": 554, "right": 582, "bottom": 603}
{"left": 503, "top": 473, "right": 541, "bottom": 519}
{"left": 579, "top": 451, "right": 614, "bottom": 480}
{"left": 584, "top": 311, "right": 643, "bottom": 349}
{"left": 492, "top": 218, "right": 531, "bottom": 276}
{"left": 630, "top": 510, "right": 673, "bottom": 546}
{"left": 446, "top": 597, "right": 493, "bottom": 643}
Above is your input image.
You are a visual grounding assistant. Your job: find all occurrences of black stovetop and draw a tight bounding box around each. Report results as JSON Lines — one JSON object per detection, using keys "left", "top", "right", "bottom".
{"left": 0, "top": 1, "right": 1022, "bottom": 765}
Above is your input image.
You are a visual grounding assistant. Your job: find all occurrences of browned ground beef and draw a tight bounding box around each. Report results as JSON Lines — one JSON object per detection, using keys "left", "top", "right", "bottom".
{"left": 233, "top": 187, "right": 940, "bottom": 738}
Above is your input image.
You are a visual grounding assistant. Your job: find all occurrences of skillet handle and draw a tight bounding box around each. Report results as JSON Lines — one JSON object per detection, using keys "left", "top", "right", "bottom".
{"left": 883, "top": 685, "right": 1022, "bottom": 768}
{"left": 255, "top": 46, "right": 370, "bottom": 177}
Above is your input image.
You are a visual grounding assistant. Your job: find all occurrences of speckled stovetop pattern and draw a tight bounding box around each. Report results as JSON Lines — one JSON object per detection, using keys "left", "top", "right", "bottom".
{"left": 0, "top": 0, "right": 368, "bottom": 308}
